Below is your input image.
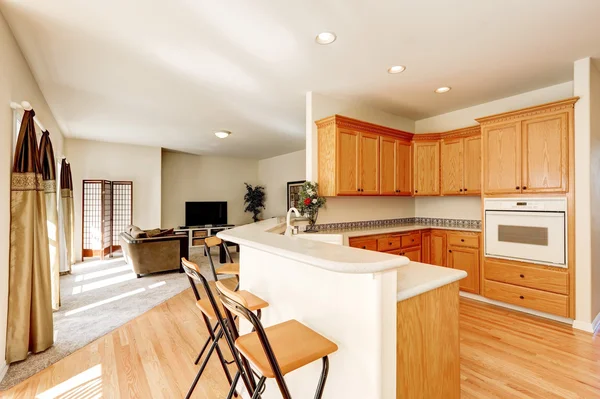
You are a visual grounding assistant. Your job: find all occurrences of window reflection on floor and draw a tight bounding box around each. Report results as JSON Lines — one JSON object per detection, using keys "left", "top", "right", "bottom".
{"left": 35, "top": 365, "right": 102, "bottom": 399}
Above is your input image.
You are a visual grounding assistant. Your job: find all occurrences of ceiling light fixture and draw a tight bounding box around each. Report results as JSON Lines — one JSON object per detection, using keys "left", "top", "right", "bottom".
{"left": 387, "top": 65, "right": 406, "bottom": 74}
{"left": 315, "top": 31, "right": 336, "bottom": 45}
{"left": 435, "top": 86, "right": 451, "bottom": 94}
{"left": 215, "top": 130, "right": 231, "bottom": 139}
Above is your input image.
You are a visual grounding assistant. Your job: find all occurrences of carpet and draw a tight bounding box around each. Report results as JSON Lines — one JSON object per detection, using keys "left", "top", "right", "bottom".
{"left": 0, "top": 247, "right": 236, "bottom": 390}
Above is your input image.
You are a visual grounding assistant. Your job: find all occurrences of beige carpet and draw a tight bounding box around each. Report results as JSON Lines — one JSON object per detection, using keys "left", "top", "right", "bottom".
{"left": 0, "top": 247, "right": 236, "bottom": 391}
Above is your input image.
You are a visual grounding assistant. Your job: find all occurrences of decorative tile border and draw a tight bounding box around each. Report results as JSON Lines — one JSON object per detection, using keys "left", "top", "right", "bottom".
{"left": 314, "top": 217, "right": 481, "bottom": 231}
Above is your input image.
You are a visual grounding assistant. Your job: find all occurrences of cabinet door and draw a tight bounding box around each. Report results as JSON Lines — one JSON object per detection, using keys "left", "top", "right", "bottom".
{"left": 448, "top": 247, "right": 480, "bottom": 294}
{"left": 441, "top": 138, "right": 464, "bottom": 195}
{"left": 483, "top": 122, "right": 521, "bottom": 194}
{"left": 413, "top": 141, "right": 440, "bottom": 195}
{"left": 379, "top": 136, "right": 396, "bottom": 195}
{"left": 360, "top": 132, "right": 380, "bottom": 195}
{"left": 430, "top": 231, "right": 447, "bottom": 266}
{"left": 336, "top": 128, "right": 360, "bottom": 195}
{"left": 463, "top": 135, "right": 481, "bottom": 195}
{"left": 521, "top": 112, "right": 568, "bottom": 193}
{"left": 403, "top": 247, "right": 421, "bottom": 262}
{"left": 396, "top": 140, "right": 412, "bottom": 195}
{"left": 422, "top": 231, "right": 431, "bottom": 264}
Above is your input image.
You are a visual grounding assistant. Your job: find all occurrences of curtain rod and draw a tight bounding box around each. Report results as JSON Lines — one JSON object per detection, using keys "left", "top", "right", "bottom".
{"left": 10, "top": 101, "right": 47, "bottom": 132}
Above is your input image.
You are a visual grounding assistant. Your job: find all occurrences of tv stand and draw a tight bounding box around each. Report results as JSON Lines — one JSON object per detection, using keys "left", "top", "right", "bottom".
{"left": 175, "top": 225, "right": 236, "bottom": 250}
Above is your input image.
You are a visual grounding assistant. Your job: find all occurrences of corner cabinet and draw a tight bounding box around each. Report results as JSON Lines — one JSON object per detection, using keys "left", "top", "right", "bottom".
{"left": 440, "top": 126, "right": 481, "bottom": 196}
{"left": 477, "top": 98, "right": 577, "bottom": 195}
{"left": 412, "top": 140, "right": 440, "bottom": 196}
{"left": 316, "top": 115, "right": 413, "bottom": 196}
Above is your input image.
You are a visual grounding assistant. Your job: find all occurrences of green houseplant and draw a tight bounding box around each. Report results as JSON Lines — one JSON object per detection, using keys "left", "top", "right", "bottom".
{"left": 297, "top": 181, "right": 326, "bottom": 232}
{"left": 244, "top": 183, "right": 266, "bottom": 222}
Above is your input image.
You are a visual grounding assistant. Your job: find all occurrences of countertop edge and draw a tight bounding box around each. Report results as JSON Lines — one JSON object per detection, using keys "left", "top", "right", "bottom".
{"left": 397, "top": 262, "right": 467, "bottom": 302}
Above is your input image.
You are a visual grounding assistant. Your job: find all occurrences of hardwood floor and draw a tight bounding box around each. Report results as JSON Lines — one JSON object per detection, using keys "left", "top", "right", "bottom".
{"left": 2, "top": 290, "right": 599, "bottom": 398}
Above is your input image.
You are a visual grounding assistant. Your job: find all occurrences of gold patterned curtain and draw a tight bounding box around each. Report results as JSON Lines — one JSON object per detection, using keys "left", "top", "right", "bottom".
{"left": 39, "top": 130, "right": 60, "bottom": 311}
{"left": 6, "top": 110, "right": 54, "bottom": 364}
{"left": 60, "top": 158, "right": 75, "bottom": 271}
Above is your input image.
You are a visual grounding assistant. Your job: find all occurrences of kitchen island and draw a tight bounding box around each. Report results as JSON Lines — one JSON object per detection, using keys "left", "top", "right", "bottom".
{"left": 218, "top": 218, "right": 466, "bottom": 399}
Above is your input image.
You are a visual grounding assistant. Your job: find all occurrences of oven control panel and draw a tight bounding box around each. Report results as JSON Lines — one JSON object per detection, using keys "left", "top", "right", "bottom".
{"left": 484, "top": 197, "right": 567, "bottom": 212}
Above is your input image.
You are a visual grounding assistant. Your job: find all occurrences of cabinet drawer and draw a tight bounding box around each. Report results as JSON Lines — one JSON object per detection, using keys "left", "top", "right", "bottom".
{"left": 401, "top": 233, "right": 421, "bottom": 248}
{"left": 447, "top": 233, "right": 479, "bottom": 248}
{"left": 484, "top": 280, "right": 569, "bottom": 317}
{"left": 378, "top": 236, "right": 401, "bottom": 251}
{"left": 485, "top": 259, "right": 568, "bottom": 295}
{"left": 349, "top": 237, "right": 378, "bottom": 251}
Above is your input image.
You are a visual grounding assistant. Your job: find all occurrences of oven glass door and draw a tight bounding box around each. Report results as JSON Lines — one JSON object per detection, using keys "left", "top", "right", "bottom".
{"left": 485, "top": 210, "right": 566, "bottom": 266}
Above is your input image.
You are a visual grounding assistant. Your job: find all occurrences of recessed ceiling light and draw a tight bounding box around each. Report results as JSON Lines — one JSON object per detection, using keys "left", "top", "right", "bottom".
{"left": 215, "top": 130, "right": 231, "bottom": 139}
{"left": 315, "top": 31, "right": 336, "bottom": 45}
{"left": 435, "top": 86, "right": 451, "bottom": 94}
{"left": 387, "top": 65, "right": 406, "bottom": 74}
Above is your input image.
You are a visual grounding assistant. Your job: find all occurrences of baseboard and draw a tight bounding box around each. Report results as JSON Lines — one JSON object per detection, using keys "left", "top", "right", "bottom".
{"left": 459, "top": 291, "right": 574, "bottom": 325}
{"left": 0, "top": 361, "right": 8, "bottom": 384}
{"left": 572, "top": 310, "right": 600, "bottom": 333}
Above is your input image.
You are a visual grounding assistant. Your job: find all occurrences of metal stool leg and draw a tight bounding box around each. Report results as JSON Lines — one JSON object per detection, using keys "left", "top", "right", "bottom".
{"left": 226, "top": 371, "right": 241, "bottom": 399}
{"left": 185, "top": 328, "right": 226, "bottom": 399}
{"left": 250, "top": 377, "right": 267, "bottom": 399}
{"left": 314, "top": 356, "right": 330, "bottom": 399}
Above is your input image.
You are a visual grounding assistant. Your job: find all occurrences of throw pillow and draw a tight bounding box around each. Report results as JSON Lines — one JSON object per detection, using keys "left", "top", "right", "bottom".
{"left": 145, "top": 228, "right": 162, "bottom": 238}
{"left": 154, "top": 228, "right": 175, "bottom": 238}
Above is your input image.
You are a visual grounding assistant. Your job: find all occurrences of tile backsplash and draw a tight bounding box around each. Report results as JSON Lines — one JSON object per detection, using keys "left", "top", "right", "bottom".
{"left": 314, "top": 217, "right": 481, "bottom": 231}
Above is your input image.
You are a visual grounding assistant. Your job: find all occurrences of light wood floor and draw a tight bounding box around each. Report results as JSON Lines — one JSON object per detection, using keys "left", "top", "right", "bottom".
{"left": 3, "top": 287, "right": 599, "bottom": 398}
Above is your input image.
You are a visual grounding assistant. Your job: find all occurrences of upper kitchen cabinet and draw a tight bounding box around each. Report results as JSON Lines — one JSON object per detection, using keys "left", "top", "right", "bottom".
{"left": 380, "top": 137, "right": 412, "bottom": 196}
{"left": 440, "top": 126, "right": 481, "bottom": 196}
{"left": 412, "top": 139, "right": 440, "bottom": 196}
{"left": 316, "top": 115, "right": 413, "bottom": 196}
{"left": 477, "top": 98, "right": 577, "bottom": 195}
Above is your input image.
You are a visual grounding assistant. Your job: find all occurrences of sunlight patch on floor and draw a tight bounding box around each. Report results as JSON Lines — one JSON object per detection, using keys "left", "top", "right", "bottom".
{"left": 71, "top": 272, "right": 137, "bottom": 295}
{"left": 65, "top": 288, "right": 146, "bottom": 317}
{"left": 148, "top": 281, "right": 166, "bottom": 289}
{"left": 74, "top": 265, "right": 131, "bottom": 282}
{"left": 36, "top": 364, "right": 102, "bottom": 399}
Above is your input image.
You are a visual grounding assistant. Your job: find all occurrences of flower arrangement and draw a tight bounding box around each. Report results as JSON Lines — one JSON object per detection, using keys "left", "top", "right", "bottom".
{"left": 297, "top": 181, "right": 326, "bottom": 232}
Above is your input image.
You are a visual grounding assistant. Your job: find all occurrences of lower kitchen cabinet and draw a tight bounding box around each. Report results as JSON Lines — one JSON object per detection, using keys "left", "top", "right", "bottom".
{"left": 447, "top": 246, "right": 480, "bottom": 294}
{"left": 430, "top": 230, "right": 447, "bottom": 266}
{"left": 421, "top": 231, "right": 431, "bottom": 264}
{"left": 403, "top": 247, "right": 421, "bottom": 262}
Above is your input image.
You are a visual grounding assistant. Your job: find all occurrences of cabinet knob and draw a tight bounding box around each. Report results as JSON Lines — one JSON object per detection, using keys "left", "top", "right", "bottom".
{"left": 520, "top": 274, "right": 525, "bottom": 278}
{"left": 448, "top": 250, "right": 452, "bottom": 253}
{"left": 516, "top": 186, "right": 520, "bottom": 190}
{"left": 362, "top": 246, "right": 366, "bottom": 249}
{"left": 519, "top": 295, "right": 524, "bottom": 299}
{"left": 357, "top": 189, "right": 360, "bottom": 192}
{"left": 461, "top": 239, "right": 465, "bottom": 242}
{"left": 415, "top": 190, "right": 418, "bottom": 193}
{"left": 464, "top": 188, "right": 467, "bottom": 192}
{"left": 459, "top": 189, "right": 463, "bottom": 192}
{"left": 523, "top": 186, "right": 527, "bottom": 190}
{"left": 389, "top": 242, "right": 393, "bottom": 245}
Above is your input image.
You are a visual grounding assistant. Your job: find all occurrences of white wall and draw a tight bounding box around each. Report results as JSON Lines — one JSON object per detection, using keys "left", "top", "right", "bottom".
{"left": 415, "top": 197, "right": 481, "bottom": 220}
{"left": 65, "top": 139, "right": 162, "bottom": 261}
{"left": 0, "top": 12, "right": 65, "bottom": 378}
{"left": 161, "top": 150, "right": 259, "bottom": 228}
{"left": 591, "top": 60, "right": 600, "bottom": 324}
{"left": 258, "top": 149, "right": 305, "bottom": 218}
{"left": 306, "top": 92, "right": 416, "bottom": 223}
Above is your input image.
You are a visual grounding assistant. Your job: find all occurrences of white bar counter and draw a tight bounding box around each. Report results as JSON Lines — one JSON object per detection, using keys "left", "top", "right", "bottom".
{"left": 218, "top": 218, "right": 465, "bottom": 399}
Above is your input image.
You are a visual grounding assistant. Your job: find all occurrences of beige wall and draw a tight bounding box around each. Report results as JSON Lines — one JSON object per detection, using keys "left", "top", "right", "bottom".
{"left": 161, "top": 151, "right": 259, "bottom": 228}
{"left": 258, "top": 150, "right": 306, "bottom": 218}
{"left": 306, "top": 92, "right": 416, "bottom": 223}
{"left": 589, "top": 59, "right": 600, "bottom": 323}
{"left": 414, "top": 197, "right": 481, "bottom": 220}
{"left": 0, "top": 12, "right": 65, "bottom": 377}
{"left": 65, "top": 139, "right": 162, "bottom": 261}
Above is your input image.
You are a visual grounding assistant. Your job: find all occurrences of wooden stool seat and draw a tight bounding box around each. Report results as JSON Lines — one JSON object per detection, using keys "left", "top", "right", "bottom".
{"left": 216, "top": 262, "right": 240, "bottom": 276}
{"left": 196, "top": 290, "right": 268, "bottom": 320}
{"left": 235, "top": 319, "right": 338, "bottom": 378}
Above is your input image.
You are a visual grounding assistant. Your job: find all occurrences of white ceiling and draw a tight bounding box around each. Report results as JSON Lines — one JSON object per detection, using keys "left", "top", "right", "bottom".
{"left": 2, "top": 0, "right": 600, "bottom": 158}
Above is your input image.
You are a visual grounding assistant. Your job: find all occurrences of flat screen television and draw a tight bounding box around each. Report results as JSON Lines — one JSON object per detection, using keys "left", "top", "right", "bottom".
{"left": 185, "top": 201, "right": 228, "bottom": 226}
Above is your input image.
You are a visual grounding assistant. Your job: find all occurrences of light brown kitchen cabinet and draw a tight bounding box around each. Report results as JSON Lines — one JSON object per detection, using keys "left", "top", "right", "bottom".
{"left": 441, "top": 138, "right": 464, "bottom": 195}
{"left": 463, "top": 135, "right": 482, "bottom": 194}
{"left": 477, "top": 98, "right": 577, "bottom": 195}
{"left": 412, "top": 141, "right": 440, "bottom": 196}
{"left": 430, "top": 230, "right": 447, "bottom": 267}
{"left": 421, "top": 231, "right": 431, "bottom": 264}
{"left": 380, "top": 137, "right": 412, "bottom": 196}
{"left": 448, "top": 246, "right": 479, "bottom": 294}
{"left": 396, "top": 141, "right": 412, "bottom": 195}
{"left": 316, "top": 115, "right": 412, "bottom": 197}
{"left": 403, "top": 247, "right": 421, "bottom": 262}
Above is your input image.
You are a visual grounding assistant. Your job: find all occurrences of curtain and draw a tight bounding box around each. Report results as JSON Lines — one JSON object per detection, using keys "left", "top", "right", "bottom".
{"left": 39, "top": 130, "right": 60, "bottom": 310}
{"left": 6, "top": 110, "right": 54, "bottom": 364}
{"left": 60, "top": 158, "right": 75, "bottom": 271}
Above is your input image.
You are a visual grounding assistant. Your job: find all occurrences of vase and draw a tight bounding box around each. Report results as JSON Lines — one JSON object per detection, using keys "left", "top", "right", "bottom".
{"left": 305, "top": 209, "right": 319, "bottom": 233}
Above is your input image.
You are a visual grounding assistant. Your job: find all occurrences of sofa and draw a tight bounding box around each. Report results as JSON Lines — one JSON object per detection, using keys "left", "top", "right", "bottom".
{"left": 120, "top": 226, "right": 188, "bottom": 278}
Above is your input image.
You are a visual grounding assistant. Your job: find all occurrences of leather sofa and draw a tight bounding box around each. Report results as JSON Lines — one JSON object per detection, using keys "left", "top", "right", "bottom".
{"left": 119, "top": 226, "right": 188, "bottom": 277}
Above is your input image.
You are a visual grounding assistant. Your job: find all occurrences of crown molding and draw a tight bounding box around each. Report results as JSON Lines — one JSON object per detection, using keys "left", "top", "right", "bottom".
{"left": 314, "top": 114, "right": 414, "bottom": 140}
{"left": 475, "top": 97, "right": 579, "bottom": 125}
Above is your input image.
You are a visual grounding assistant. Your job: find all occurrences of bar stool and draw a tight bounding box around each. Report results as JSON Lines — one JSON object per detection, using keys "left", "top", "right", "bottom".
{"left": 216, "top": 281, "right": 338, "bottom": 399}
{"left": 181, "top": 258, "right": 268, "bottom": 399}
{"left": 205, "top": 236, "right": 240, "bottom": 282}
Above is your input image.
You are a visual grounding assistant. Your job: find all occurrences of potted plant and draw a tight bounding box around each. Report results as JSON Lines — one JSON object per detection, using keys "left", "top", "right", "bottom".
{"left": 244, "top": 183, "right": 266, "bottom": 222}
{"left": 297, "top": 181, "right": 326, "bottom": 232}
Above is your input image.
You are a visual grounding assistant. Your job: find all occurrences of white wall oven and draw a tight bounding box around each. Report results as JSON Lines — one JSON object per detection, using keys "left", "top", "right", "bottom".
{"left": 484, "top": 198, "right": 567, "bottom": 268}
